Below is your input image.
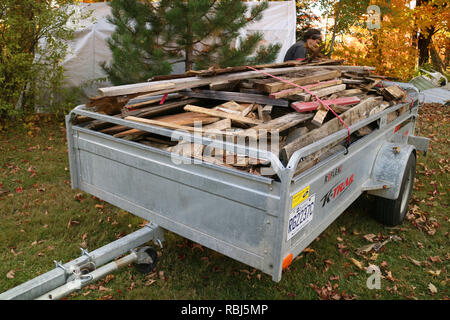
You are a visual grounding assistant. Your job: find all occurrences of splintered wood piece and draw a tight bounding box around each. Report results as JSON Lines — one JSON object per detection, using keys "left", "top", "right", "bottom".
{"left": 219, "top": 100, "right": 245, "bottom": 111}
{"left": 269, "top": 79, "right": 343, "bottom": 99}
{"left": 311, "top": 104, "right": 329, "bottom": 127}
{"left": 236, "top": 113, "right": 313, "bottom": 139}
{"left": 291, "top": 96, "right": 361, "bottom": 112}
{"left": 240, "top": 104, "right": 257, "bottom": 117}
{"left": 281, "top": 97, "right": 383, "bottom": 162}
{"left": 294, "top": 84, "right": 347, "bottom": 102}
{"left": 362, "top": 79, "right": 381, "bottom": 92}
{"left": 256, "top": 70, "right": 342, "bottom": 93}
{"left": 261, "top": 105, "right": 273, "bottom": 122}
{"left": 184, "top": 105, "right": 262, "bottom": 125}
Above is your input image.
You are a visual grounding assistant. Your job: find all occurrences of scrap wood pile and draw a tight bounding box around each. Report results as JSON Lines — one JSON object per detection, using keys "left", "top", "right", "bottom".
{"left": 77, "top": 59, "right": 411, "bottom": 178}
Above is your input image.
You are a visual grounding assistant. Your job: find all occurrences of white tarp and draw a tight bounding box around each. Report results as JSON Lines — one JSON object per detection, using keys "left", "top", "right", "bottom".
{"left": 62, "top": 1, "right": 296, "bottom": 95}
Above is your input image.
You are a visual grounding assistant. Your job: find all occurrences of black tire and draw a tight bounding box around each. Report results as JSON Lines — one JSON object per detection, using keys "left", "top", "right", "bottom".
{"left": 373, "top": 152, "right": 416, "bottom": 226}
{"left": 134, "top": 247, "right": 158, "bottom": 274}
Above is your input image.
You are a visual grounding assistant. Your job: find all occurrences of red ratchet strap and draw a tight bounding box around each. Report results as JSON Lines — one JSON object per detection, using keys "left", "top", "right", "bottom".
{"left": 159, "top": 93, "right": 168, "bottom": 105}
{"left": 246, "top": 66, "right": 352, "bottom": 147}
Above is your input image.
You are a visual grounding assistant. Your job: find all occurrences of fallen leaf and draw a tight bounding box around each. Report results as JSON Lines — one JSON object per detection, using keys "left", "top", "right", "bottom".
{"left": 350, "top": 258, "right": 364, "bottom": 270}
{"left": 303, "top": 247, "right": 315, "bottom": 254}
{"left": 428, "top": 283, "right": 438, "bottom": 294}
{"left": 363, "top": 234, "right": 377, "bottom": 242}
{"left": 6, "top": 270, "right": 15, "bottom": 279}
{"left": 429, "top": 256, "right": 442, "bottom": 263}
{"left": 427, "top": 270, "right": 441, "bottom": 277}
{"left": 95, "top": 204, "right": 104, "bottom": 209}
{"left": 67, "top": 219, "right": 80, "bottom": 228}
{"left": 145, "top": 279, "right": 156, "bottom": 286}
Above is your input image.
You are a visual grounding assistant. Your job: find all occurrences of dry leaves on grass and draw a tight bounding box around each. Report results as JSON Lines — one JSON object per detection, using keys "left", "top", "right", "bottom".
{"left": 309, "top": 282, "right": 357, "bottom": 300}
{"left": 6, "top": 270, "right": 15, "bottom": 279}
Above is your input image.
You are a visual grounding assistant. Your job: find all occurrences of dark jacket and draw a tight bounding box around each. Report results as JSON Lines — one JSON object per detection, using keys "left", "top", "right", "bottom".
{"left": 283, "top": 40, "right": 307, "bottom": 62}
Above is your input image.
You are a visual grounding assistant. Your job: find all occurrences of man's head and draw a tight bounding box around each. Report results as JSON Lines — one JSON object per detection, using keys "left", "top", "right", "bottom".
{"left": 303, "top": 29, "right": 322, "bottom": 49}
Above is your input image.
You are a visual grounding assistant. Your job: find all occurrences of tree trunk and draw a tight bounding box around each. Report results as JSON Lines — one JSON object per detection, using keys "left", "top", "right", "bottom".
{"left": 430, "top": 41, "right": 445, "bottom": 74}
{"left": 418, "top": 28, "right": 434, "bottom": 66}
{"left": 327, "top": 0, "right": 342, "bottom": 58}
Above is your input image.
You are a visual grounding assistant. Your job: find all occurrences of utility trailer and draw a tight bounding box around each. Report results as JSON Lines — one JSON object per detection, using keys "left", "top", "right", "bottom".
{"left": 0, "top": 82, "right": 429, "bottom": 300}
{"left": 65, "top": 83, "right": 428, "bottom": 282}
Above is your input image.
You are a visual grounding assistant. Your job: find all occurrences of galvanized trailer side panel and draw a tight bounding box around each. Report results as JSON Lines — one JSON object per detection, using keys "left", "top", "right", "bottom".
{"left": 69, "top": 127, "right": 282, "bottom": 275}
{"left": 269, "top": 102, "right": 419, "bottom": 281}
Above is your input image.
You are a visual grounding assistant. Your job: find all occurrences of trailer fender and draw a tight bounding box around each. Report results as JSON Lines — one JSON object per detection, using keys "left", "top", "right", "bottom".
{"left": 367, "top": 142, "right": 416, "bottom": 200}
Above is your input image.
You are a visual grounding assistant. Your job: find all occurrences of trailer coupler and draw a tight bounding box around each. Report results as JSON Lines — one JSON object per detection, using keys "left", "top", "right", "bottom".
{"left": 0, "top": 223, "right": 164, "bottom": 300}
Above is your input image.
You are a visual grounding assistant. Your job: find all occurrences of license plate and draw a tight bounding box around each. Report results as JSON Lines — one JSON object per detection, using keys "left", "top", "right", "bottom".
{"left": 287, "top": 194, "right": 315, "bottom": 241}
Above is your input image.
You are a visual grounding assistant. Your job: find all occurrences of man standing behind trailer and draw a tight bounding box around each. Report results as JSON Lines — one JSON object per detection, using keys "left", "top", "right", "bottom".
{"left": 283, "top": 29, "right": 322, "bottom": 62}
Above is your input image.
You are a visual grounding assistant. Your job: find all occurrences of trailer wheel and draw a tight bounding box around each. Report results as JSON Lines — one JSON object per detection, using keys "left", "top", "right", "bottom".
{"left": 134, "top": 246, "right": 158, "bottom": 274}
{"left": 373, "top": 152, "right": 416, "bottom": 226}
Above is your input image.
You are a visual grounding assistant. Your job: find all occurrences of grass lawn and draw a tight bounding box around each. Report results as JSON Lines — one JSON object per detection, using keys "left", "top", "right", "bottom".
{"left": 0, "top": 104, "right": 448, "bottom": 300}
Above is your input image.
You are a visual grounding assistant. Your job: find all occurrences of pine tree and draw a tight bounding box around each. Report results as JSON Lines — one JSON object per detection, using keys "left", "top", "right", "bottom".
{"left": 102, "top": 0, "right": 281, "bottom": 85}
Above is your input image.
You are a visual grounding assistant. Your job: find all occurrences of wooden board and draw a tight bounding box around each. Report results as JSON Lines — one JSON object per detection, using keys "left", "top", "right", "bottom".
{"left": 153, "top": 112, "right": 221, "bottom": 126}
{"left": 123, "top": 98, "right": 200, "bottom": 117}
{"left": 99, "top": 82, "right": 176, "bottom": 97}
{"left": 124, "top": 116, "right": 235, "bottom": 134}
{"left": 235, "top": 113, "right": 313, "bottom": 139}
{"left": 280, "top": 97, "right": 383, "bottom": 163}
{"left": 291, "top": 96, "right": 361, "bottom": 113}
{"left": 293, "top": 84, "right": 347, "bottom": 102}
{"left": 184, "top": 105, "right": 262, "bottom": 125}
{"left": 256, "top": 70, "right": 342, "bottom": 93}
{"left": 269, "top": 79, "right": 343, "bottom": 99}
{"left": 179, "top": 89, "right": 289, "bottom": 107}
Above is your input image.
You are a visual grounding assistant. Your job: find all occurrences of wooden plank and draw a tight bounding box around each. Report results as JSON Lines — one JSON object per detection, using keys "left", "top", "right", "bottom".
{"left": 236, "top": 113, "right": 313, "bottom": 139}
{"left": 123, "top": 98, "right": 200, "bottom": 117}
{"left": 179, "top": 89, "right": 289, "bottom": 107}
{"left": 269, "top": 79, "right": 343, "bottom": 99}
{"left": 286, "top": 127, "right": 309, "bottom": 144}
{"left": 153, "top": 112, "right": 220, "bottom": 126}
{"left": 280, "top": 97, "right": 383, "bottom": 163}
{"left": 291, "top": 96, "right": 361, "bottom": 113}
{"left": 256, "top": 70, "right": 342, "bottom": 93}
{"left": 261, "top": 105, "right": 272, "bottom": 122}
{"left": 293, "top": 84, "right": 347, "bottom": 102}
{"left": 99, "top": 82, "right": 176, "bottom": 97}
{"left": 124, "top": 116, "right": 234, "bottom": 134}
{"left": 362, "top": 79, "right": 381, "bottom": 91}
{"left": 311, "top": 104, "right": 329, "bottom": 127}
{"left": 184, "top": 105, "right": 262, "bottom": 125}
{"left": 336, "top": 89, "right": 364, "bottom": 97}
{"left": 342, "top": 79, "right": 366, "bottom": 84}
{"left": 380, "top": 85, "right": 406, "bottom": 101}
{"left": 96, "top": 65, "right": 374, "bottom": 99}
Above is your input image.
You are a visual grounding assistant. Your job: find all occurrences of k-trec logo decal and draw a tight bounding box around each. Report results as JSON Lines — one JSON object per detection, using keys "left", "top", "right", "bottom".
{"left": 324, "top": 166, "right": 342, "bottom": 183}
{"left": 321, "top": 173, "right": 355, "bottom": 207}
